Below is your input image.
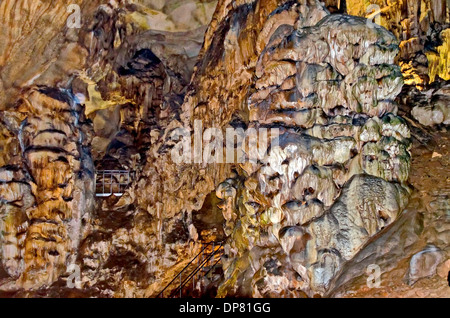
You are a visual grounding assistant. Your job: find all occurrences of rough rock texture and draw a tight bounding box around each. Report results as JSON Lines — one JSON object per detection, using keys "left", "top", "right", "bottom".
{"left": 327, "top": 128, "right": 449, "bottom": 298}
{"left": 341, "top": 0, "right": 450, "bottom": 87}
{"left": 198, "top": 0, "right": 412, "bottom": 297}
{"left": 327, "top": 0, "right": 450, "bottom": 128}
{"left": 0, "top": 0, "right": 448, "bottom": 298}
{"left": 0, "top": 0, "right": 218, "bottom": 296}
{"left": 75, "top": 0, "right": 217, "bottom": 167}
{"left": 400, "top": 82, "right": 450, "bottom": 126}
{"left": 62, "top": 0, "right": 220, "bottom": 297}
{"left": 0, "top": 88, "right": 93, "bottom": 290}
{"left": 0, "top": 0, "right": 96, "bottom": 110}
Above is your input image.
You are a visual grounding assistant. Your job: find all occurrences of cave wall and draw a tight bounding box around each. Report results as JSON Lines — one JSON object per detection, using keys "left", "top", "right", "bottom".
{"left": 0, "top": 0, "right": 448, "bottom": 297}
{"left": 0, "top": 88, "right": 94, "bottom": 290}
{"left": 334, "top": 0, "right": 450, "bottom": 86}
{"left": 187, "top": 0, "right": 411, "bottom": 297}
{"left": 0, "top": 0, "right": 220, "bottom": 296}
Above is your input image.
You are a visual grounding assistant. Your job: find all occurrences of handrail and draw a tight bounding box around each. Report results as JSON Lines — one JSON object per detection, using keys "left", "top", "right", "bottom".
{"left": 170, "top": 241, "right": 224, "bottom": 298}
{"left": 201, "top": 256, "right": 222, "bottom": 279}
{"left": 157, "top": 241, "right": 223, "bottom": 298}
{"left": 157, "top": 241, "right": 220, "bottom": 298}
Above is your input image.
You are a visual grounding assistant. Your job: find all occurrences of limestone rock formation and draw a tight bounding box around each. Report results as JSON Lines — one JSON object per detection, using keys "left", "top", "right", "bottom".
{"left": 62, "top": 0, "right": 220, "bottom": 296}
{"left": 342, "top": 0, "right": 450, "bottom": 87}
{"left": 197, "top": 1, "right": 412, "bottom": 297}
{"left": 0, "top": 88, "right": 94, "bottom": 290}
{"left": 0, "top": 0, "right": 448, "bottom": 298}
{"left": 405, "top": 83, "right": 450, "bottom": 126}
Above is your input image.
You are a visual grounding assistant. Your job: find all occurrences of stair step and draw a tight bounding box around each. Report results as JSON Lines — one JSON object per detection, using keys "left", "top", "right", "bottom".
{"left": 156, "top": 241, "right": 225, "bottom": 298}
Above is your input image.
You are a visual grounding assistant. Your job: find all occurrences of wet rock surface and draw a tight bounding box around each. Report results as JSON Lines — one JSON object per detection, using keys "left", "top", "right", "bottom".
{"left": 208, "top": 0, "right": 414, "bottom": 297}
{"left": 0, "top": 0, "right": 448, "bottom": 298}
{"left": 340, "top": 0, "right": 450, "bottom": 87}
{"left": 0, "top": 88, "right": 94, "bottom": 291}
{"left": 328, "top": 127, "right": 449, "bottom": 298}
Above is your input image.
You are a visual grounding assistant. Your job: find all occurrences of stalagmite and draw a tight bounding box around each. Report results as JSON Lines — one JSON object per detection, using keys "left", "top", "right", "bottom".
{"left": 0, "top": 0, "right": 448, "bottom": 299}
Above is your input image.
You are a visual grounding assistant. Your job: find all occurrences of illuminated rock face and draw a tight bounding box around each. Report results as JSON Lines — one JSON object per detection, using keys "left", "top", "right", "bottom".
{"left": 210, "top": 1, "right": 411, "bottom": 297}
{"left": 0, "top": 88, "right": 94, "bottom": 290}
{"left": 0, "top": 0, "right": 448, "bottom": 297}
{"left": 0, "top": 0, "right": 217, "bottom": 110}
{"left": 342, "top": 0, "right": 450, "bottom": 87}
{"left": 331, "top": 0, "right": 450, "bottom": 127}
{"left": 0, "top": 0, "right": 220, "bottom": 296}
{"left": 0, "top": 0, "right": 93, "bottom": 110}
{"left": 408, "top": 84, "right": 450, "bottom": 126}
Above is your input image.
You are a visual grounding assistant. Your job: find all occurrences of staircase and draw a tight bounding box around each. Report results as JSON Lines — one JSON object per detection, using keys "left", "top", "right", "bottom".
{"left": 157, "top": 241, "right": 224, "bottom": 298}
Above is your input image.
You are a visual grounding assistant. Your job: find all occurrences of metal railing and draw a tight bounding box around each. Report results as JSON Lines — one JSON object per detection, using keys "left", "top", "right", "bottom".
{"left": 95, "top": 170, "right": 134, "bottom": 197}
{"left": 157, "top": 241, "right": 224, "bottom": 298}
